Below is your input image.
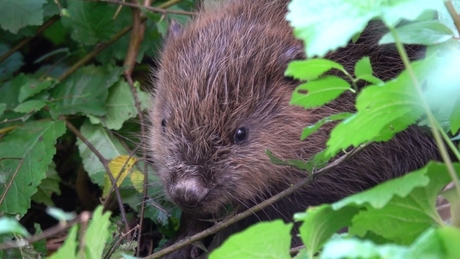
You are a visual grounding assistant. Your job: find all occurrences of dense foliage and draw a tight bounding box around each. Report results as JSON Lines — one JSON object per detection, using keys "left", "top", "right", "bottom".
{"left": 0, "top": 0, "right": 459, "bottom": 259}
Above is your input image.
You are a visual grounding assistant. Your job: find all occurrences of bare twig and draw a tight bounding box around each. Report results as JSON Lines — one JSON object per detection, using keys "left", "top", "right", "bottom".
{"left": 146, "top": 146, "right": 365, "bottom": 259}
{"left": 0, "top": 158, "right": 24, "bottom": 208}
{"left": 57, "top": 0, "right": 186, "bottom": 81}
{"left": 122, "top": 0, "right": 152, "bottom": 255}
{"left": 445, "top": 1, "right": 460, "bottom": 36}
{"left": 62, "top": 118, "right": 130, "bottom": 233}
{"left": 0, "top": 211, "right": 87, "bottom": 250}
{"left": 88, "top": 0, "right": 196, "bottom": 15}
{"left": 0, "top": 16, "right": 60, "bottom": 64}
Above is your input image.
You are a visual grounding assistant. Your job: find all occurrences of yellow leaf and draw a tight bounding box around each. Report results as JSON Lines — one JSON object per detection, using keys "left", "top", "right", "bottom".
{"left": 102, "top": 155, "right": 137, "bottom": 199}
{"left": 130, "top": 170, "right": 145, "bottom": 193}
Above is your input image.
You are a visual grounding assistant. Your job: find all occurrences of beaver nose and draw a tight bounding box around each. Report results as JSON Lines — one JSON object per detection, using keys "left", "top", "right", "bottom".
{"left": 170, "top": 178, "right": 209, "bottom": 209}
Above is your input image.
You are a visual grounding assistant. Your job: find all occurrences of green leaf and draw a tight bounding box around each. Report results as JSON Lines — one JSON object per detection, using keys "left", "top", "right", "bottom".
{"left": 46, "top": 206, "right": 112, "bottom": 259}
{"left": 325, "top": 58, "right": 432, "bottom": 156}
{"left": 0, "top": 103, "right": 6, "bottom": 116}
{"left": 354, "top": 56, "right": 383, "bottom": 85}
{"left": 0, "top": 217, "right": 30, "bottom": 237}
{"left": 0, "top": 74, "right": 27, "bottom": 110}
{"left": 435, "top": 226, "right": 460, "bottom": 258}
{"left": 285, "top": 59, "right": 346, "bottom": 81}
{"left": 0, "top": 120, "right": 66, "bottom": 215}
{"left": 0, "top": 44, "right": 24, "bottom": 81}
{"left": 88, "top": 81, "right": 150, "bottom": 130}
{"left": 209, "top": 220, "right": 292, "bottom": 259}
{"left": 286, "top": 0, "right": 441, "bottom": 57}
{"left": 77, "top": 120, "right": 130, "bottom": 186}
{"left": 18, "top": 78, "right": 54, "bottom": 102}
{"left": 321, "top": 227, "right": 460, "bottom": 259}
{"left": 32, "top": 162, "right": 61, "bottom": 206}
{"left": 321, "top": 238, "right": 406, "bottom": 259}
{"left": 294, "top": 205, "right": 359, "bottom": 257}
{"left": 49, "top": 66, "right": 122, "bottom": 119}
{"left": 380, "top": 20, "right": 454, "bottom": 45}
{"left": 80, "top": 206, "right": 112, "bottom": 259}
{"left": 451, "top": 99, "right": 460, "bottom": 134}
{"left": 13, "top": 100, "right": 47, "bottom": 113}
{"left": 61, "top": 1, "right": 132, "bottom": 46}
{"left": 0, "top": 0, "right": 47, "bottom": 33}
{"left": 335, "top": 162, "right": 459, "bottom": 244}
{"left": 290, "top": 76, "right": 351, "bottom": 109}
{"left": 46, "top": 225, "right": 78, "bottom": 259}
{"left": 301, "top": 112, "right": 353, "bottom": 140}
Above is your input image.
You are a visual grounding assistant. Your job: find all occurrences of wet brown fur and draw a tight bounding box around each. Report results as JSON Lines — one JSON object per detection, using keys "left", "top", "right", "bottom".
{"left": 148, "top": 0, "right": 439, "bottom": 258}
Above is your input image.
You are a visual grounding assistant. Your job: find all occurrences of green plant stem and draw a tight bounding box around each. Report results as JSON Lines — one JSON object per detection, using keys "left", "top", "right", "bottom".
{"left": 445, "top": 1, "right": 460, "bottom": 36}
{"left": 390, "top": 28, "right": 460, "bottom": 198}
{"left": 436, "top": 119, "right": 460, "bottom": 161}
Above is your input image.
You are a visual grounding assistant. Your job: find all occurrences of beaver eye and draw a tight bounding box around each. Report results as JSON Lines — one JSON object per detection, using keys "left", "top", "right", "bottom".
{"left": 234, "top": 127, "right": 247, "bottom": 144}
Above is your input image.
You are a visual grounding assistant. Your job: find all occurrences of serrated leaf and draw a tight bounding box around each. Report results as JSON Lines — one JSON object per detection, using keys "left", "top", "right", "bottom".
{"left": 32, "top": 162, "right": 61, "bottom": 206}
{"left": 209, "top": 220, "right": 292, "bottom": 259}
{"left": 0, "top": 0, "right": 47, "bottom": 33}
{"left": 0, "top": 74, "right": 27, "bottom": 110}
{"left": 89, "top": 81, "right": 150, "bottom": 130}
{"left": 61, "top": 1, "right": 131, "bottom": 46}
{"left": 321, "top": 226, "right": 460, "bottom": 259}
{"left": 286, "top": 0, "right": 442, "bottom": 57}
{"left": 49, "top": 66, "right": 122, "bottom": 119}
{"left": 0, "top": 120, "right": 66, "bottom": 215}
{"left": 380, "top": 20, "right": 454, "bottom": 45}
{"left": 0, "top": 217, "right": 30, "bottom": 237}
{"left": 285, "top": 59, "right": 346, "bottom": 81}
{"left": 290, "top": 76, "right": 351, "bottom": 109}
{"left": 77, "top": 120, "right": 130, "bottom": 186}
{"left": 103, "top": 155, "right": 137, "bottom": 199}
{"left": 13, "top": 100, "right": 47, "bottom": 113}
{"left": 294, "top": 205, "right": 359, "bottom": 257}
{"left": 354, "top": 56, "right": 383, "bottom": 85}
{"left": 325, "top": 58, "right": 432, "bottom": 156}
{"left": 80, "top": 206, "right": 112, "bottom": 259}
{"left": 18, "top": 78, "right": 55, "bottom": 102}
{"left": 0, "top": 44, "right": 24, "bottom": 81}
{"left": 301, "top": 112, "right": 353, "bottom": 140}
{"left": 335, "top": 162, "right": 460, "bottom": 244}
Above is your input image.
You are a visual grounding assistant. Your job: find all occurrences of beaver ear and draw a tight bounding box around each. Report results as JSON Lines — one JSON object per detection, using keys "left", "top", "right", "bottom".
{"left": 166, "top": 20, "right": 182, "bottom": 41}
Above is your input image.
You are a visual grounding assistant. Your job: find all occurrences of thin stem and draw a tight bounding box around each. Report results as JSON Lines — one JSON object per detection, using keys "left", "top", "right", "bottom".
{"left": 390, "top": 28, "right": 460, "bottom": 197}
{"left": 145, "top": 146, "right": 365, "bottom": 259}
{"left": 0, "top": 16, "right": 60, "bottom": 63}
{"left": 62, "top": 118, "right": 130, "bottom": 233}
{"left": 445, "top": 1, "right": 460, "bottom": 36}
{"left": 87, "top": 0, "right": 196, "bottom": 15}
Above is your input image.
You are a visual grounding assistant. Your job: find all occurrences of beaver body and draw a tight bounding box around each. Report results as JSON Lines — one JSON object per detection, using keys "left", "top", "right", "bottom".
{"left": 148, "top": 0, "right": 439, "bottom": 257}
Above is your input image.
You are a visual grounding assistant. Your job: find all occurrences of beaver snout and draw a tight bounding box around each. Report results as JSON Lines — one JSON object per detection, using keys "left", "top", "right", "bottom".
{"left": 169, "top": 178, "right": 209, "bottom": 209}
